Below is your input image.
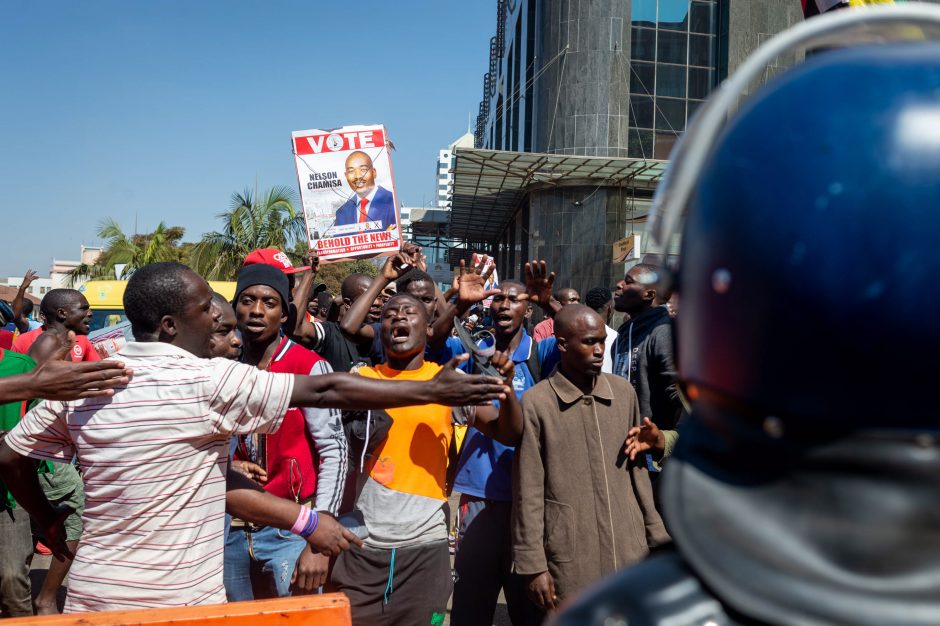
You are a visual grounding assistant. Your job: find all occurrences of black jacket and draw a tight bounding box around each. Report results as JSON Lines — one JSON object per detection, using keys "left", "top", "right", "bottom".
{"left": 613, "top": 305, "right": 683, "bottom": 430}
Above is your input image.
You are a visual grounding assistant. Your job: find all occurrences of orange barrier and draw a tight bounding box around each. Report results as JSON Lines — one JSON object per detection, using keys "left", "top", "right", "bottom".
{"left": 4, "top": 594, "right": 352, "bottom": 626}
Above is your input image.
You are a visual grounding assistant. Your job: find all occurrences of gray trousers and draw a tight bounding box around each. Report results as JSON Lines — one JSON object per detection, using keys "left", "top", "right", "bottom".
{"left": 0, "top": 506, "right": 34, "bottom": 617}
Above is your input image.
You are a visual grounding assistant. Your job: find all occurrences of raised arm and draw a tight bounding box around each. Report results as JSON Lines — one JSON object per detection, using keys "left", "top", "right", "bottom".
{"left": 11, "top": 270, "right": 38, "bottom": 334}
{"left": 524, "top": 260, "right": 563, "bottom": 317}
{"left": 429, "top": 257, "right": 501, "bottom": 352}
{"left": 339, "top": 248, "right": 419, "bottom": 340}
{"left": 290, "top": 354, "right": 509, "bottom": 410}
{"left": 468, "top": 351, "right": 523, "bottom": 446}
{"left": 290, "top": 252, "right": 322, "bottom": 347}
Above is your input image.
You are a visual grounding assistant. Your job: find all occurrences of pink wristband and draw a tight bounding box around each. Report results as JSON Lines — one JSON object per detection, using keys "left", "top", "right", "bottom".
{"left": 290, "top": 506, "right": 311, "bottom": 535}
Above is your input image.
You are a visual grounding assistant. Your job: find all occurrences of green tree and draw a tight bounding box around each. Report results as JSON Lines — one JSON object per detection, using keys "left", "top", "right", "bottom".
{"left": 315, "top": 259, "right": 379, "bottom": 295}
{"left": 190, "top": 186, "right": 306, "bottom": 280}
{"left": 66, "top": 219, "right": 186, "bottom": 286}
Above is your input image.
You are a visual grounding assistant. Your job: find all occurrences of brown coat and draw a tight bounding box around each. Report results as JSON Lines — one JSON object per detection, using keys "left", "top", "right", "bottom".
{"left": 511, "top": 371, "right": 669, "bottom": 600}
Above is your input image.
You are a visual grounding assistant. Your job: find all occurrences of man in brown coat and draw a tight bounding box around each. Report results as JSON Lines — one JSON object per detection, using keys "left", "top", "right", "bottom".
{"left": 511, "top": 305, "right": 669, "bottom": 614}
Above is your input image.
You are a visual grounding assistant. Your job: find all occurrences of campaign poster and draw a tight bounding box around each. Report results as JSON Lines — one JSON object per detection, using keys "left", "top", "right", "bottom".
{"left": 471, "top": 252, "right": 500, "bottom": 308}
{"left": 292, "top": 124, "right": 402, "bottom": 262}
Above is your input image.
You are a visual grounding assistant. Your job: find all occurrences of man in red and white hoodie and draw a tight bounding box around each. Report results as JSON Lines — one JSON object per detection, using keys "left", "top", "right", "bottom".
{"left": 224, "top": 263, "right": 346, "bottom": 599}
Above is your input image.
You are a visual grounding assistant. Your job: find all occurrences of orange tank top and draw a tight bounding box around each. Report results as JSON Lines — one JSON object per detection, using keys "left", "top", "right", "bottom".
{"left": 357, "top": 361, "right": 452, "bottom": 501}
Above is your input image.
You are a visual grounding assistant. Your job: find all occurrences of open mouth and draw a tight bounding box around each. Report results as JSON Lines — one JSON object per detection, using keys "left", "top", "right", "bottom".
{"left": 244, "top": 321, "right": 267, "bottom": 333}
{"left": 493, "top": 313, "right": 514, "bottom": 327}
{"left": 390, "top": 325, "right": 411, "bottom": 344}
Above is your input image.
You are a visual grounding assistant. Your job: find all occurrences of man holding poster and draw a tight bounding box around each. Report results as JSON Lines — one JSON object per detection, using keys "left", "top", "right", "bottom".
{"left": 292, "top": 124, "right": 402, "bottom": 262}
{"left": 334, "top": 151, "right": 397, "bottom": 232}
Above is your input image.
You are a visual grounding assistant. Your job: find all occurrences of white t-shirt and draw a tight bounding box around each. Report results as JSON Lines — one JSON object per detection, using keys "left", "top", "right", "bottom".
{"left": 5, "top": 341, "right": 294, "bottom": 612}
{"left": 602, "top": 324, "right": 618, "bottom": 374}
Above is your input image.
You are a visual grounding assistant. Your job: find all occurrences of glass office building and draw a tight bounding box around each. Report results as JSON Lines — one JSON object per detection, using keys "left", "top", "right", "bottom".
{"left": 451, "top": 0, "right": 801, "bottom": 293}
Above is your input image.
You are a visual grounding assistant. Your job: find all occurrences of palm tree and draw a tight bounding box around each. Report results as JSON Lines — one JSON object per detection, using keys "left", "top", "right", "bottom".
{"left": 65, "top": 219, "right": 186, "bottom": 286}
{"left": 191, "top": 186, "right": 306, "bottom": 280}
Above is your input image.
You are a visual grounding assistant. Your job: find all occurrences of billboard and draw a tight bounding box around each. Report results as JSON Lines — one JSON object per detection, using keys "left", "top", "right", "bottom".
{"left": 292, "top": 124, "right": 402, "bottom": 262}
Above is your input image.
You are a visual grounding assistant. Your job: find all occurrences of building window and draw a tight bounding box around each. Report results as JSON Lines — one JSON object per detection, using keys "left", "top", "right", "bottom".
{"left": 655, "top": 64, "right": 687, "bottom": 98}
{"left": 629, "top": 95, "right": 654, "bottom": 129}
{"left": 690, "top": 1, "right": 717, "bottom": 34}
{"left": 628, "top": 0, "right": 720, "bottom": 159}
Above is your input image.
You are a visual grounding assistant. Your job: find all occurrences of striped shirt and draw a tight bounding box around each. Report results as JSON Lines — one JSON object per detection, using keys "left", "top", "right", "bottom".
{"left": 4, "top": 341, "right": 294, "bottom": 613}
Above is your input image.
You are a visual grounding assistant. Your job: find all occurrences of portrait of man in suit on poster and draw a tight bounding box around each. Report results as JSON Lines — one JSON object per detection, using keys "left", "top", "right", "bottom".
{"left": 334, "top": 150, "right": 397, "bottom": 233}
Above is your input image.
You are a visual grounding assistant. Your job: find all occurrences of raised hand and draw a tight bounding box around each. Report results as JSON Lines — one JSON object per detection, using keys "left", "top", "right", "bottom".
{"left": 431, "top": 355, "right": 510, "bottom": 405}
{"left": 21, "top": 269, "right": 38, "bottom": 289}
{"left": 380, "top": 252, "right": 414, "bottom": 281}
{"left": 457, "top": 257, "right": 501, "bottom": 306}
{"left": 624, "top": 416, "right": 666, "bottom": 461}
{"left": 302, "top": 250, "right": 320, "bottom": 276}
{"left": 523, "top": 259, "right": 557, "bottom": 310}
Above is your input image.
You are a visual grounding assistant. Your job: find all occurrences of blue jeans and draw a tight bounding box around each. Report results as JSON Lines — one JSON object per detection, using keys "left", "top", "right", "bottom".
{"left": 224, "top": 525, "right": 307, "bottom": 601}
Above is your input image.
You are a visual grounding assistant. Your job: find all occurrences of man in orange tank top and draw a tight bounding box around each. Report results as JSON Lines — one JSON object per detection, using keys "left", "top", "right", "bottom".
{"left": 331, "top": 288, "right": 521, "bottom": 626}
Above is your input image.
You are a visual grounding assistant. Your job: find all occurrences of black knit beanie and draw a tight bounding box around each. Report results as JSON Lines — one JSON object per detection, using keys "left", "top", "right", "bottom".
{"left": 234, "top": 264, "right": 290, "bottom": 308}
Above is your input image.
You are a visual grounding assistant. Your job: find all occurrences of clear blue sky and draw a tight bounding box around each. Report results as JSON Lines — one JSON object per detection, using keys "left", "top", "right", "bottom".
{"left": 0, "top": 1, "right": 492, "bottom": 276}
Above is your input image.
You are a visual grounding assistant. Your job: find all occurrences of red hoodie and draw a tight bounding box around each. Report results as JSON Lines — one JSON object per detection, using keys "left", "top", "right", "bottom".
{"left": 234, "top": 336, "right": 346, "bottom": 513}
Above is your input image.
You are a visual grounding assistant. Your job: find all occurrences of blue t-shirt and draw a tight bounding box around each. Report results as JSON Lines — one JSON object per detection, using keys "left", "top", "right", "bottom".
{"left": 449, "top": 330, "right": 559, "bottom": 501}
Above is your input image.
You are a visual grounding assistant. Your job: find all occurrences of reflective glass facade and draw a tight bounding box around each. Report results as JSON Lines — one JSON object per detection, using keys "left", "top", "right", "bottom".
{"left": 628, "top": 0, "right": 722, "bottom": 159}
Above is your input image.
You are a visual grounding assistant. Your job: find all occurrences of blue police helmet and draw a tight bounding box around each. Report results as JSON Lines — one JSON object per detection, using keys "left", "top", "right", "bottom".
{"left": 675, "top": 40, "right": 940, "bottom": 433}
{"left": 651, "top": 9, "right": 940, "bottom": 624}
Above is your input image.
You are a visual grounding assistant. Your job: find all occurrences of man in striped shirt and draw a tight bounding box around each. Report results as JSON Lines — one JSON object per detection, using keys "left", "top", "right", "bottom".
{"left": 0, "top": 262, "right": 508, "bottom": 613}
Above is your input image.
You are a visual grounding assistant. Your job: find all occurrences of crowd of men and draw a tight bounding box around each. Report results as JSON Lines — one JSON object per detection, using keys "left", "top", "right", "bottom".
{"left": 0, "top": 243, "right": 681, "bottom": 625}
{"left": 0, "top": 4, "right": 932, "bottom": 625}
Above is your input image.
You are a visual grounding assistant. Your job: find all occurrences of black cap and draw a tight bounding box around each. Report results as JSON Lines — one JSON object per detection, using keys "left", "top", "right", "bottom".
{"left": 235, "top": 264, "right": 290, "bottom": 309}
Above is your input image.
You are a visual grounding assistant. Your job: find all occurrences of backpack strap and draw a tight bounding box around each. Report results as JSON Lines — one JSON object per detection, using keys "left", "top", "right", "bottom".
{"left": 525, "top": 336, "right": 542, "bottom": 383}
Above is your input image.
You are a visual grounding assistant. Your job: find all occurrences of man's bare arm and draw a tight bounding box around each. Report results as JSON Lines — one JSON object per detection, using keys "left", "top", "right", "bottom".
{"left": 468, "top": 351, "right": 523, "bottom": 446}
{"left": 290, "top": 355, "right": 508, "bottom": 410}
{"left": 340, "top": 243, "right": 423, "bottom": 340}
{"left": 0, "top": 337, "right": 131, "bottom": 404}
{"left": 225, "top": 468, "right": 362, "bottom": 556}
{"left": 0, "top": 442, "right": 72, "bottom": 560}
{"left": 290, "top": 253, "right": 321, "bottom": 347}
{"left": 11, "top": 270, "right": 38, "bottom": 334}
{"left": 340, "top": 255, "right": 406, "bottom": 340}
